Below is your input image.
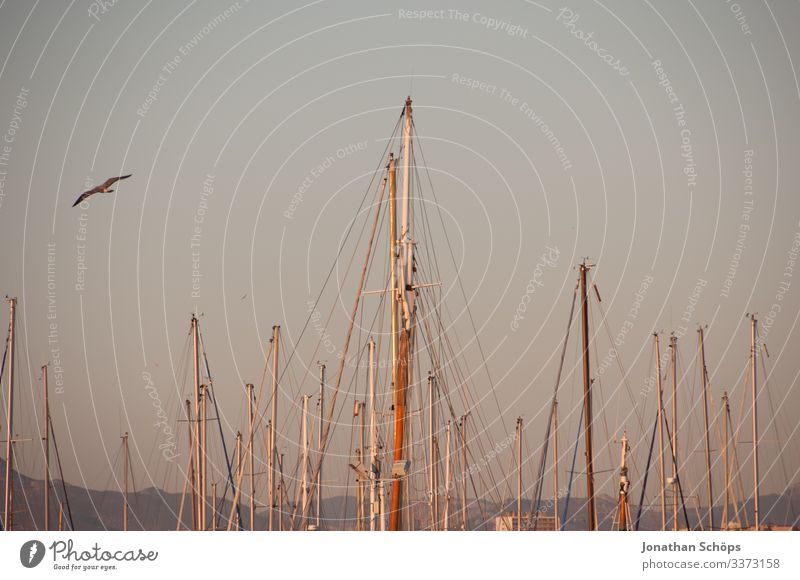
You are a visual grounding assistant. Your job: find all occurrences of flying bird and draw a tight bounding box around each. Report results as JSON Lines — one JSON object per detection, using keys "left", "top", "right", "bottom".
{"left": 72, "top": 174, "right": 132, "bottom": 207}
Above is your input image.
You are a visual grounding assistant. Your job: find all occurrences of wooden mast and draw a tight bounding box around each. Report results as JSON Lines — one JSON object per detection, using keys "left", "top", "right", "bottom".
{"left": 367, "top": 341, "right": 379, "bottom": 531}
{"left": 122, "top": 432, "right": 129, "bottom": 531}
{"left": 42, "top": 364, "right": 50, "bottom": 531}
{"left": 698, "top": 326, "right": 715, "bottom": 530}
{"left": 579, "top": 263, "right": 596, "bottom": 531}
{"left": 654, "top": 333, "right": 666, "bottom": 531}
{"left": 516, "top": 417, "right": 523, "bottom": 530}
{"left": 670, "top": 335, "right": 679, "bottom": 530}
{"left": 3, "top": 297, "right": 16, "bottom": 531}
{"left": 191, "top": 315, "right": 201, "bottom": 530}
{"left": 553, "top": 401, "right": 559, "bottom": 530}
{"left": 316, "top": 363, "right": 325, "bottom": 530}
{"left": 618, "top": 432, "right": 630, "bottom": 530}
{"left": 269, "top": 325, "right": 280, "bottom": 530}
{"left": 247, "top": 383, "right": 255, "bottom": 530}
{"left": 722, "top": 391, "right": 730, "bottom": 530}
{"left": 428, "top": 372, "right": 437, "bottom": 530}
{"left": 443, "top": 420, "right": 451, "bottom": 531}
{"left": 460, "top": 414, "right": 468, "bottom": 530}
{"left": 185, "top": 398, "right": 197, "bottom": 530}
{"left": 301, "top": 394, "right": 311, "bottom": 531}
{"left": 750, "top": 314, "right": 760, "bottom": 530}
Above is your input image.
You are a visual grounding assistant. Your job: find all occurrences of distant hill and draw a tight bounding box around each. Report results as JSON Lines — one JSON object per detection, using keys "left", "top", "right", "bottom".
{"left": 0, "top": 458, "right": 796, "bottom": 530}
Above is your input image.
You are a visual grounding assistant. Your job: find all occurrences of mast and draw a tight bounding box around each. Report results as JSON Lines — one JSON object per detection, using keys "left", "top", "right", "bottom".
{"left": 316, "top": 363, "right": 325, "bottom": 530}
{"left": 58, "top": 502, "right": 64, "bottom": 531}
{"left": 460, "top": 414, "right": 467, "bottom": 530}
{"left": 722, "top": 391, "right": 730, "bottom": 530}
{"left": 516, "top": 417, "right": 523, "bottom": 530}
{"left": 654, "top": 333, "right": 666, "bottom": 531}
{"left": 390, "top": 98, "right": 416, "bottom": 531}
{"left": 750, "top": 314, "right": 760, "bottom": 529}
{"left": 247, "top": 383, "right": 255, "bottom": 530}
{"left": 269, "top": 325, "right": 280, "bottom": 531}
{"left": 698, "top": 326, "right": 715, "bottom": 530}
{"left": 428, "top": 372, "right": 437, "bottom": 530}
{"left": 368, "top": 341, "right": 379, "bottom": 531}
{"left": 186, "top": 398, "right": 197, "bottom": 530}
{"left": 553, "top": 401, "right": 559, "bottom": 531}
{"left": 211, "top": 482, "right": 217, "bottom": 531}
{"left": 3, "top": 297, "right": 16, "bottom": 531}
{"left": 443, "top": 420, "right": 451, "bottom": 531}
{"left": 200, "top": 384, "right": 207, "bottom": 530}
{"left": 278, "top": 453, "right": 284, "bottom": 531}
{"left": 43, "top": 364, "right": 50, "bottom": 531}
{"left": 191, "top": 315, "right": 201, "bottom": 531}
{"left": 235, "top": 431, "right": 242, "bottom": 529}
{"left": 670, "top": 335, "right": 679, "bottom": 530}
{"left": 122, "top": 432, "right": 129, "bottom": 531}
{"left": 618, "top": 432, "right": 630, "bottom": 531}
{"left": 301, "top": 394, "right": 311, "bottom": 531}
{"left": 579, "top": 262, "right": 596, "bottom": 531}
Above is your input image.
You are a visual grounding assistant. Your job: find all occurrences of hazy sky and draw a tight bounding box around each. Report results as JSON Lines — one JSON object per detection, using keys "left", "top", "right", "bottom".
{"left": 0, "top": 0, "right": 799, "bottom": 526}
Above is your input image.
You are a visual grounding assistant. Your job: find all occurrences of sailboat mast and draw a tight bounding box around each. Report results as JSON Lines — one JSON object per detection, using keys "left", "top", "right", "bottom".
{"left": 443, "top": 420, "right": 451, "bottom": 531}
{"left": 269, "top": 325, "right": 280, "bottom": 530}
{"left": 3, "top": 297, "right": 16, "bottom": 531}
{"left": 750, "top": 314, "right": 760, "bottom": 529}
{"left": 579, "top": 263, "right": 596, "bottom": 531}
{"left": 122, "top": 432, "right": 129, "bottom": 531}
{"left": 43, "top": 364, "right": 50, "bottom": 531}
{"left": 553, "top": 401, "right": 559, "bottom": 530}
{"left": 367, "top": 341, "right": 379, "bottom": 531}
{"left": 722, "top": 391, "right": 730, "bottom": 529}
{"left": 516, "top": 417, "right": 523, "bottom": 530}
{"left": 460, "top": 414, "right": 467, "bottom": 530}
{"left": 201, "top": 385, "right": 208, "bottom": 530}
{"left": 698, "top": 326, "right": 715, "bottom": 530}
{"left": 670, "top": 335, "right": 679, "bottom": 530}
{"left": 618, "top": 432, "right": 629, "bottom": 531}
{"left": 247, "top": 383, "right": 255, "bottom": 530}
{"left": 185, "top": 398, "right": 197, "bottom": 530}
{"left": 654, "top": 333, "right": 666, "bottom": 531}
{"left": 191, "top": 316, "right": 201, "bottom": 530}
{"left": 301, "top": 394, "right": 311, "bottom": 531}
{"left": 428, "top": 372, "right": 437, "bottom": 530}
{"left": 316, "top": 363, "right": 325, "bottom": 529}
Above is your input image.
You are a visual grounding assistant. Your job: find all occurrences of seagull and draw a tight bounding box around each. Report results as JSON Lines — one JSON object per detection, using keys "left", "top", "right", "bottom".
{"left": 72, "top": 174, "right": 132, "bottom": 207}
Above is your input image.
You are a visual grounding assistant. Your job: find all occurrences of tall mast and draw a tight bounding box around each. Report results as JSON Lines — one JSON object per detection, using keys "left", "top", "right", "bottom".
{"left": 211, "top": 482, "right": 217, "bottom": 531}
{"left": 191, "top": 315, "right": 201, "bottom": 531}
{"left": 247, "top": 383, "right": 255, "bottom": 530}
{"left": 389, "top": 98, "right": 416, "bottom": 531}
{"left": 698, "top": 326, "right": 715, "bottom": 530}
{"left": 579, "top": 262, "right": 596, "bottom": 531}
{"left": 618, "top": 432, "right": 630, "bottom": 531}
{"left": 428, "top": 372, "right": 437, "bottom": 530}
{"left": 122, "top": 432, "right": 129, "bottom": 531}
{"left": 316, "top": 363, "right": 325, "bottom": 530}
{"left": 186, "top": 398, "right": 197, "bottom": 530}
{"left": 460, "top": 414, "right": 467, "bottom": 530}
{"left": 553, "top": 401, "right": 559, "bottom": 531}
{"left": 654, "top": 333, "right": 666, "bottom": 531}
{"left": 443, "top": 420, "right": 451, "bottom": 531}
{"left": 516, "top": 417, "right": 523, "bottom": 530}
{"left": 269, "top": 325, "right": 280, "bottom": 530}
{"left": 301, "top": 394, "right": 311, "bottom": 531}
{"left": 670, "top": 335, "right": 679, "bottom": 530}
{"left": 3, "top": 297, "right": 16, "bottom": 531}
{"left": 234, "top": 431, "right": 242, "bottom": 530}
{"left": 200, "top": 384, "right": 207, "bottom": 530}
{"left": 43, "top": 364, "right": 50, "bottom": 531}
{"left": 367, "top": 341, "right": 379, "bottom": 531}
{"left": 750, "top": 314, "right": 760, "bottom": 530}
{"left": 722, "top": 391, "right": 730, "bottom": 530}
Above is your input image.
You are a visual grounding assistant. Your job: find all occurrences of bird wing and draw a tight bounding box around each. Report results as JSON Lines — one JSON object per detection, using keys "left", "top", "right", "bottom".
{"left": 72, "top": 190, "right": 95, "bottom": 207}
{"left": 101, "top": 174, "right": 132, "bottom": 188}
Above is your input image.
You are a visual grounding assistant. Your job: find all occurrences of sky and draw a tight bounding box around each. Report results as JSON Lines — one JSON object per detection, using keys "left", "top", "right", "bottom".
{"left": 0, "top": 0, "right": 799, "bottom": 526}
